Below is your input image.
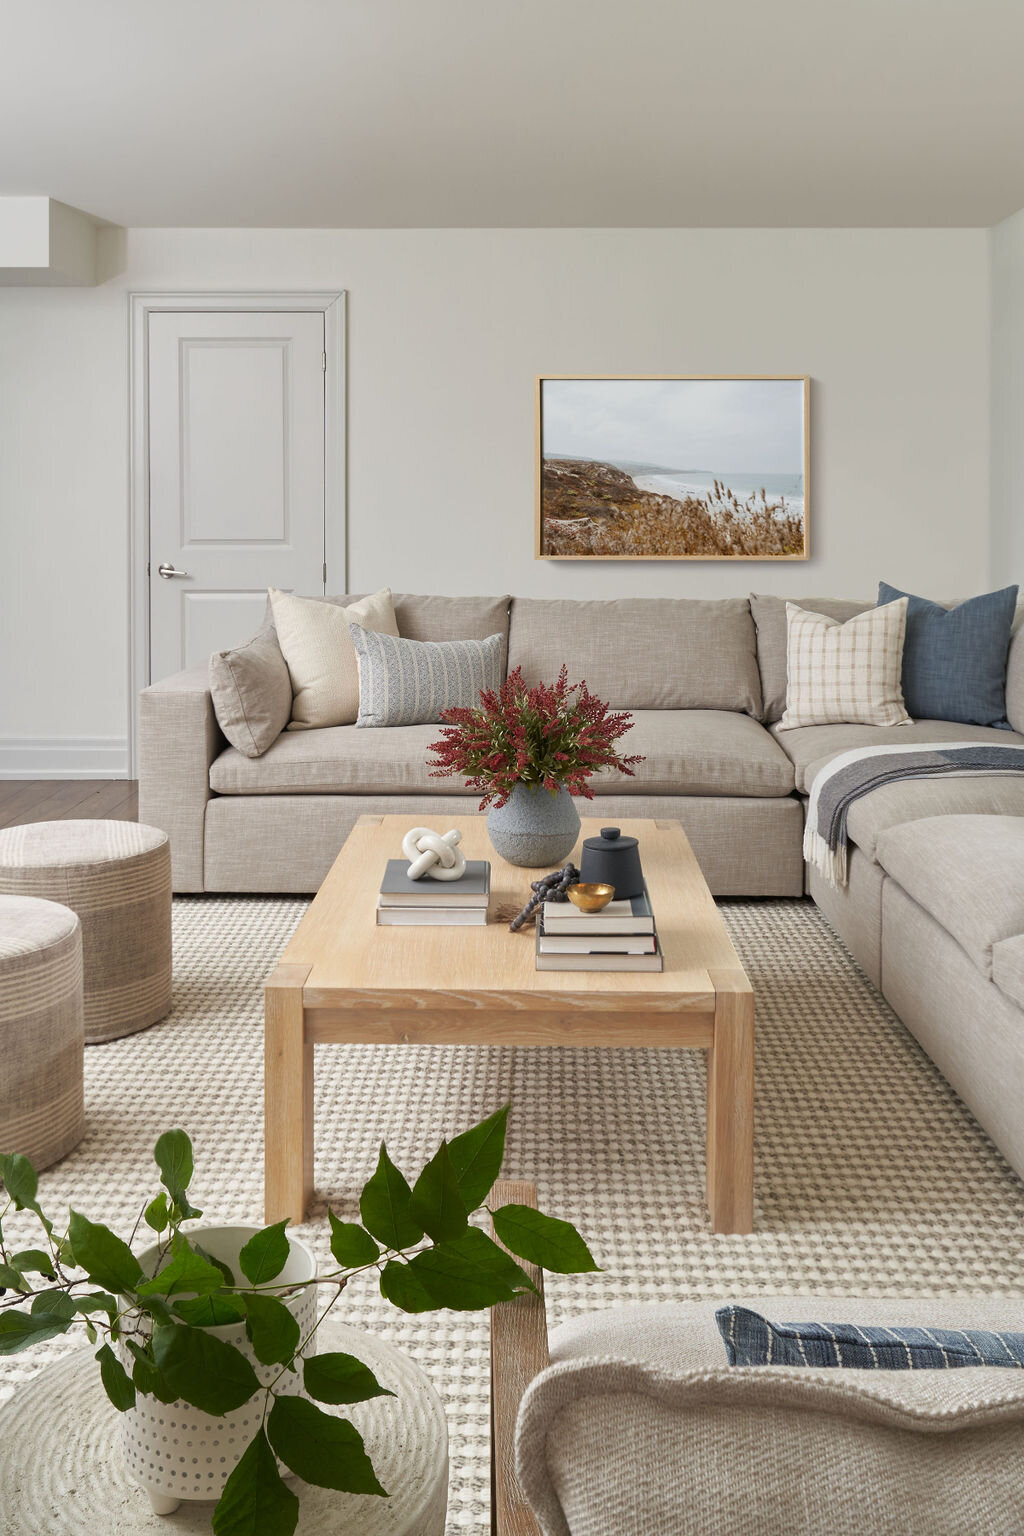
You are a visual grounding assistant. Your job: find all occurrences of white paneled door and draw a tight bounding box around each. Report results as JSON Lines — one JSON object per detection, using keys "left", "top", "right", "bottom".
{"left": 146, "top": 309, "right": 328, "bottom": 681}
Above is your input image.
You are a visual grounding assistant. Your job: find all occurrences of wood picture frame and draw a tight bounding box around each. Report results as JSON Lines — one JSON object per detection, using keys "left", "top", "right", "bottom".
{"left": 535, "top": 374, "right": 810, "bottom": 561}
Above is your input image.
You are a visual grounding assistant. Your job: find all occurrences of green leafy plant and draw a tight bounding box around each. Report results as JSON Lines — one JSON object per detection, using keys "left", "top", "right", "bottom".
{"left": 0, "top": 1106, "right": 596, "bottom": 1535}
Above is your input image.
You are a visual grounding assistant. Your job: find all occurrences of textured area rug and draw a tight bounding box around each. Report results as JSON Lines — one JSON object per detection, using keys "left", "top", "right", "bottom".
{"left": 3, "top": 895, "right": 1024, "bottom": 1534}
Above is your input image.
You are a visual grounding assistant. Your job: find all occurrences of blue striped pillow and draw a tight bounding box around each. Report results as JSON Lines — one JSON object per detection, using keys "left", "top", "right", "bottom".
{"left": 717, "top": 1306, "right": 1024, "bottom": 1368}
{"left": 349, "top": 624, "right": 503, "bottom": 728}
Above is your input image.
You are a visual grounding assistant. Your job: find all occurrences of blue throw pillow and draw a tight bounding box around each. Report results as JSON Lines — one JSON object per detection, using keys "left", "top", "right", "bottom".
{"left": 877, "top": 582, "right": 1018, "bottom": 728}
{"left": 348, "top": 624, "right": 504, "bottom": 727}
{"left": 717, "top": 1306, "right": 1024, "bottom": 1369}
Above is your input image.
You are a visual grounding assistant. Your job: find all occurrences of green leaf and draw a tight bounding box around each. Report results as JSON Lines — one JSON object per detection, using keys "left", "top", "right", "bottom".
{"left": 447, "top": 1105, "right": 509, "bottom": 1211}
{"left": 359, "top": 1145, "right": 423, "bottom": 1250}
{"left": 154, "top": 1129, "right": 193, "bottom": 1198}
{"left": 137, "top": 1244, "right": 227, "bottom": 1298}
{"left": 243, "top": 1292, "right": 300, "bottom": 1366}
{"left": 96, "top": 1343, "right": 136, "bottom": 1411}
{"left": 492, "top": 1204, "right": 600, "bottom": 1274}
{"left": 10, "top": 1248, "right": 55, "bottom": 1278}
{"left": 74, "top": 1291, "right": 118, "bottom": 1317}
{"left": 212, "top": 1426, "right": 299, "bottom": 1536}
{"left": 152, "top": 1323, "right": 261, "bottom": 1416}
{"left": 144, "top": 1193, "right": 170, "bottom": 1233}
{"left": 238, "top": 1220, "right": 290, "bottom": 1286}
{"left": 0, "top": 1262, "right": 29, "bottom": 1293}
{"left": 409, "top": 1141, "right": 468, "bottom": 1243}
{"left": 304, "top": 1351, "right": 394, "bottom": 1406}
{"left": 31, "top": 1290, "right": 75, "bottom": 1321}
{"left": 0, "top": 1153, "right": 52, "bottom": 1235}
{"left": 0, "top": 1152, "right": 38, "bottom": 1211}
{"left": 267, "top": 1396, "right": 388, "bottom": 1496}
{"left": 174, "top": 1293, "right": 247, "bottom": 1327}
{"left": 327, "top": 1212, "right": 379, "bottom": 1269}
{"left": 0, "top": 1307, "right": 73, "bottom": 1354}
{"left": 127, "top": 1340, "right": 179, "bottom": 1404}
{"left": 194, "top": 1241, "right": 236, "bottom": 1288}
{"left": 379, "top": 1260, "right": 437, "bottom": 1314}
{"left": 408, "top": 1226, "right": 536, "bottom": 1311}
{"left": 68, "top": 1210, "right": 143, "bottom": 1294}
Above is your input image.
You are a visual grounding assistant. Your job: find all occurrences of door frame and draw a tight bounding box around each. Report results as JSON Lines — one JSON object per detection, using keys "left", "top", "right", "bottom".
{"left": 127, "top": 290, "right": 346, "bottom": 776}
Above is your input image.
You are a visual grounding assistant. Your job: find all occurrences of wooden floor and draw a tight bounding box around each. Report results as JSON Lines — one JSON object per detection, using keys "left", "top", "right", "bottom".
{"left": 0, "top": 780, "right": 139, "bottom": 829}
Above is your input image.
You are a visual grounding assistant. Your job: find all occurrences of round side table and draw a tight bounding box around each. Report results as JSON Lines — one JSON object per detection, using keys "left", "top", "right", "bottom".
{"left": 0, "top": 1322, "right": 448, "bottom": 1535}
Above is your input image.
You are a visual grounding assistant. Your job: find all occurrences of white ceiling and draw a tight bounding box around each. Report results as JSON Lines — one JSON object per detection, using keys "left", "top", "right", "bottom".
{"left": 2, "top": 0, "right": 1022, "bottom": 229}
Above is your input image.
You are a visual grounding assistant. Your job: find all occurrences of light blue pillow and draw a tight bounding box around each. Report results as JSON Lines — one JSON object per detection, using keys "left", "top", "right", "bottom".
{"left": 877, "top": 582, "right": 1019, "bottom": 728}
{"left": 717, "top": 1306, "right": 1024, "bottom": 1369}
{"left": 349, "top": 624, "right": 503, "bottom": 728}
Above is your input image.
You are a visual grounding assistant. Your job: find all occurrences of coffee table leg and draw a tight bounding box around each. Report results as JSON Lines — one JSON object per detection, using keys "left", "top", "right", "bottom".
{"left": 264, "top": 963, "right": 314, "bottom": 1224}
{"left": 706, "top": 969, "right": 754, "bottom": 1234}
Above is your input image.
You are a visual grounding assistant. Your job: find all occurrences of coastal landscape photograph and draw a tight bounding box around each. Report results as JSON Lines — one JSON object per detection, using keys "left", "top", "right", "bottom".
{"left": 537, "top": 376, "right": 809, "bottom": 559}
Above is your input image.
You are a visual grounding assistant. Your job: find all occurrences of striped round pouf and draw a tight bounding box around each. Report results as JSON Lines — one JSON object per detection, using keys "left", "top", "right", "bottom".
{"left": 0, "top": 821, "right": 172, "bottom": 1045}
{"left": 0, "top": 894, "right": 84, "bottom": 1169}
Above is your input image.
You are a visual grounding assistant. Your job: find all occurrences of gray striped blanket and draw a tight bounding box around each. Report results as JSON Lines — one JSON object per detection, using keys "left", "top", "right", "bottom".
{"left": 804, "top": 741, "right": 1024, "bottom": 887}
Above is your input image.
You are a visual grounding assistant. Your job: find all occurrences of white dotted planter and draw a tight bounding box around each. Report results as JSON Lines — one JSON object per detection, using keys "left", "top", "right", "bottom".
{"left": 117, "top": 1225, "right": 318, "bottom": 1517}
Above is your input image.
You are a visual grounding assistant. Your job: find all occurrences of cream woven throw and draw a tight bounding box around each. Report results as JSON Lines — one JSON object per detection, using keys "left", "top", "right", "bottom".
{"left": 803, "top": 741, "right": 1024, "bottom": 887}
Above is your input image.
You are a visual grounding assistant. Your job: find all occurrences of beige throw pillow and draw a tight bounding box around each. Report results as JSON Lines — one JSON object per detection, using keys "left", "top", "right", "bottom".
{"left": 208, "top": 627, "right": 293, "bottom": 757}
{"left": 777, "top": 598, "right": 912, "bottom": 730}
{"left": 269, "top": 587, "right": 399, "bottom": 729}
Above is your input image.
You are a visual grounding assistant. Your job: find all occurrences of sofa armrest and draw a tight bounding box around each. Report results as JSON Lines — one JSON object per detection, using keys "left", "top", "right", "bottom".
{"left": 138, "top": 666, "right": 222, "bottom": 892}
{"left": 490, "top": 1180, "right": 548, "bottom": 1536}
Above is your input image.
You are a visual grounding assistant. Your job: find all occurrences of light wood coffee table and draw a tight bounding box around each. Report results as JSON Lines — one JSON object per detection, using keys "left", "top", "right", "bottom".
{"left": 264, "top": 815, "right": 754, "bottom": 1233}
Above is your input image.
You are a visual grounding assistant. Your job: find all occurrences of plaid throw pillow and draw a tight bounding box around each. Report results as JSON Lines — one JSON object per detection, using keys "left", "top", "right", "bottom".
{"left": 718, "top": 1306, "right": 1024, "bottom": 1369}
{"left": 777, "top": 598, "right": 911, "bottom": 730}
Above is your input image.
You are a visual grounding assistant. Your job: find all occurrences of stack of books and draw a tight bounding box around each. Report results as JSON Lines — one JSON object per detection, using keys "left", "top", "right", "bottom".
{"left": 535, "top": 886, "right": 663, "bottom": 971}
{"left": 376, "top": 860, "right": 491, "bottom": 926}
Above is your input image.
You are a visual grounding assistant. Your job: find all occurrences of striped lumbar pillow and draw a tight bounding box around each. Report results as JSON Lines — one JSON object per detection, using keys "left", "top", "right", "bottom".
{"left": 717, "top": 1306, "right": 1024, "bottom": 1368}
{"left": 777, "top": 597, "right": 911, "bottom": 730}
{"left": 349, "top": 624, "right": 503, "bottom": 728}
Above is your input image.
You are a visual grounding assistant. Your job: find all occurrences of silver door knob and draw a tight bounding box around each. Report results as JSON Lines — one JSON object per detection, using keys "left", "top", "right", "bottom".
{"left": 157, "top": 562, "right": 190, "bottom": 580}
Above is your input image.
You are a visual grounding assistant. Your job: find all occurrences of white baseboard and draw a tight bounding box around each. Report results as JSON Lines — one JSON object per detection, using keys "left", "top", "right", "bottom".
{"left": 0, "top": 737, "right": 130, "bottom": 779}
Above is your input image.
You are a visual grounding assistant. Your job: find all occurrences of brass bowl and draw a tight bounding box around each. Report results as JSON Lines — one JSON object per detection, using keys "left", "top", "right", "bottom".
{"left": 566, "top": 882, "right": 615, "bottom": 913}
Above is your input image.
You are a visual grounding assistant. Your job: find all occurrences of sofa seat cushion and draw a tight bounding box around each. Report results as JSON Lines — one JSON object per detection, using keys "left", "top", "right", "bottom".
{"left": 210, "top": 724, "right": 478, "bottom": 796}
{"left": 211, "top": 710, "right": 796, "bottom": 800}
{"left": 874, "top": 815, "right": 1024, "bottom": 980}
{"left": 775, "top": 718, "right": 1024, "bottom": 793}
{"left": 843, "top": 777, "right": 1024, "bottom": 863}
{"left": 993, "top": 935, "right": 1024, "bottom": 1011}
{"left": 598, "top": 711, "right": 794, "bottom": 797}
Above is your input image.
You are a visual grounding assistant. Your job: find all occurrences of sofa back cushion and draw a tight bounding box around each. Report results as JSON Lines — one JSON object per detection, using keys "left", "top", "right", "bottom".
{"left": 1005, "top": 604, "right": 1024, "bottom": 734}
{"left": 330, "top": 593, "right": 511, "bottom": 674}
{"left": 751, "top": 594, "right": 872, "bottom": 723}
{"left": 506, "top": 597, "right": 762, "bottom": 714}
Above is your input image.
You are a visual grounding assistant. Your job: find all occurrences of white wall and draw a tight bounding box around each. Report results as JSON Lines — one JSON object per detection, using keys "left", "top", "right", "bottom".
{"left": 991, "top": 209, "right": 1024, "bottom": 587}
{"left": 0, "top": 226, "right": 991, "bottom": 773}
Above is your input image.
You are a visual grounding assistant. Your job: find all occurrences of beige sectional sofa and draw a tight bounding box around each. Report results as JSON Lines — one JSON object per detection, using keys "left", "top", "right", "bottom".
{"left": 140, "top": 593, "right": 806, "bottom": 898}
{"left": 139, "top": 589, "right": 1024, "bottom": 1180}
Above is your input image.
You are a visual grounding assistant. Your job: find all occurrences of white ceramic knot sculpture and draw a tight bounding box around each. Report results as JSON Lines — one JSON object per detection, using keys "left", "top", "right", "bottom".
{"left": 402, "top": 826, "right": 468, "bottom": 881}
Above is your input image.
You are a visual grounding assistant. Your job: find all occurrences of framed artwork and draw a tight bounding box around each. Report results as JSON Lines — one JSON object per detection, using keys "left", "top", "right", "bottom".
{"left": 535, "top": 375, "right": 809, "bottom": 560}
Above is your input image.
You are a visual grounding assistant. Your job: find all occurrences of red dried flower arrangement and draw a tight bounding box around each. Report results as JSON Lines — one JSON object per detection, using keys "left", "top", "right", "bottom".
{"left": 428, "top": 664, "right": 644, "bottom": 810}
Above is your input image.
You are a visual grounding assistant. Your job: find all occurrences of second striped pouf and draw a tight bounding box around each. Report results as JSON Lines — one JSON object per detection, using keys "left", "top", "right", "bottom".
{"left": 0, "top": 821, "right": 172, "bottom": 1045}
{"left": 0, "top": 895, "right": 84, "bottom": 1169}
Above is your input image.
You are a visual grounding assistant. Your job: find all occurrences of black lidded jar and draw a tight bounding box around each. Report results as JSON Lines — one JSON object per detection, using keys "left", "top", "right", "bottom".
{"left": 578, "top": 826, "right": 644, "bottom": 900}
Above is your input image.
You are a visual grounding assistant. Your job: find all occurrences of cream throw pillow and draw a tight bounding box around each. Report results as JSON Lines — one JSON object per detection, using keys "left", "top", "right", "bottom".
{"left": 269, "top": 587, "right": 399, "bottom": 729}
{"left": 777, "top": 598, "right": 912, "bottom": 729}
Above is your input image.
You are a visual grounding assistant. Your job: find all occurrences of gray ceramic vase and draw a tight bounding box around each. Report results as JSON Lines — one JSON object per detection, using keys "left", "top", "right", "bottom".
{"left": 486, "top": 783, "right": 581, "bottom": 868}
